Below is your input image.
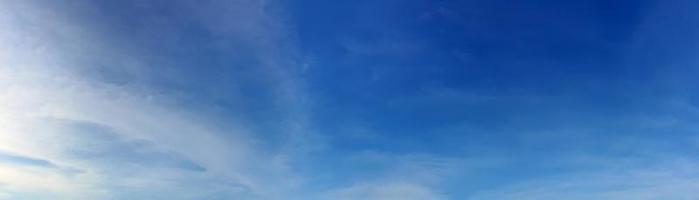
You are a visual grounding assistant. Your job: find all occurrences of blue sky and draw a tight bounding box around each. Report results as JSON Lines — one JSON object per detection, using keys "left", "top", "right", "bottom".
{"left": 2, "top": 0, "right": 699, "bottom": 199}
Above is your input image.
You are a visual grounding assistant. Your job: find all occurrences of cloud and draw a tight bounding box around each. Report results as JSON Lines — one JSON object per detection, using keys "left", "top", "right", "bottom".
{"left": 0, "top": 0, "right": 309, "bottom": 199}
{"left": 309, "top": 150, "right": 487, "bottom": 200}
{"left": 0, "top": 151, "right": 84, "bottom": 174}
{"left": 324, "top": 182, "right": 445, "bottom": 200}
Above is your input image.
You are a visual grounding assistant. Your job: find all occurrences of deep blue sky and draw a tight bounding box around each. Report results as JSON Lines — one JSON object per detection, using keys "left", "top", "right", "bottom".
{"left": 2, "top": 0, "right": 699, "bottom": 199}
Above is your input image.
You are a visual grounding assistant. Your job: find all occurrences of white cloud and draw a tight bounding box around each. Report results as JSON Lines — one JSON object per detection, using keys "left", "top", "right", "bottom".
{"left": 0, "top": 1, "right": 306, "bottom": 199}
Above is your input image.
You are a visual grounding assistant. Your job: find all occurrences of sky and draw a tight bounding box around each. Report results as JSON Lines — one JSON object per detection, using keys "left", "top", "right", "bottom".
{"left": 2, "top": 0, "right": 699, "bottom": 199}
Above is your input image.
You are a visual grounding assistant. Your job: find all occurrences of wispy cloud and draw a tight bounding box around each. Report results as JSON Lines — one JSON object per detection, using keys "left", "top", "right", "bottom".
{"left": 324, "top": 182, "right": 445, "bottom": 200}
{"left": 0, "top": 0, "right": 309, "bottom": 199}
{"left": 0, "top": 151, "right": 83, "bottom": 174}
